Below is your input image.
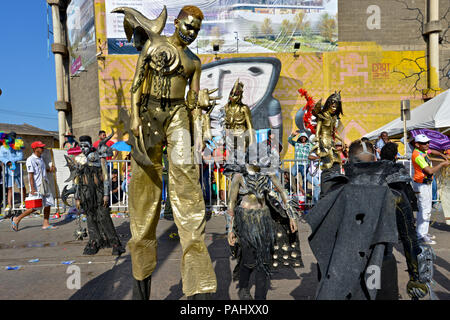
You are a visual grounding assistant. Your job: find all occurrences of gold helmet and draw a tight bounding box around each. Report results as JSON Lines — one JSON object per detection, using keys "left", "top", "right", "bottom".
{"left": 323, "top": 90, "right": 343, "bottom": 117}
{"left": 229, "top": 78, "right": 244, "bottom": 103}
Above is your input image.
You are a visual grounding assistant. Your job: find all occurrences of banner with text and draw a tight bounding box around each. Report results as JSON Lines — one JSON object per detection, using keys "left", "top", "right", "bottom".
{"left": 105, "top": 0, "right": 337, "bottom": 55}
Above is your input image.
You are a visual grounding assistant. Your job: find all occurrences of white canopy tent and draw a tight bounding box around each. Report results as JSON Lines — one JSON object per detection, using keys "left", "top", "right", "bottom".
{"left": 364, "top": 89, "right": 450, "bottom": 140}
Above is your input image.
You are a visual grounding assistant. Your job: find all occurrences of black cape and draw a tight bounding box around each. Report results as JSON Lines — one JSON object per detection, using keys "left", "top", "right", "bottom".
{"left": 306, "top": 161, "right": 400, "bottom": 300}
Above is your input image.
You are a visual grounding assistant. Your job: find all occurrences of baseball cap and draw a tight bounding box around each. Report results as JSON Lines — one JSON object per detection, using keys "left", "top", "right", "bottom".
{"left": 31, "top": 141, "right": 46, "bottom": 149}
{"left": 414, "top": 134, "right": 431, "bottom": 143}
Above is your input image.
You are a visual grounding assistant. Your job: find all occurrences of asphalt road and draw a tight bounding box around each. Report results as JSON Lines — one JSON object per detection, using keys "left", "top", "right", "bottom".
{"left": 0, "top": 208, "right": 449, "bottom": 300}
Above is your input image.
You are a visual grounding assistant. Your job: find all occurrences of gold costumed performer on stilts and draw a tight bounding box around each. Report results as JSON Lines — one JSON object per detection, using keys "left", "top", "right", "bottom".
{"left": 112, "top": 5, "right": 218, "bottom": 300}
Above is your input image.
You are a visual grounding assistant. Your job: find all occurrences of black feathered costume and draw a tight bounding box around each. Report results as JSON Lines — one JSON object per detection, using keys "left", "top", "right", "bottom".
{"left": 225, "top": 164, "right": 303, "bottom": 283}
{"left": 63, "top": 135, "right": 125, "bottom": 256}
{"left": 307, "top": 160, "right": 433, "bottom": 300}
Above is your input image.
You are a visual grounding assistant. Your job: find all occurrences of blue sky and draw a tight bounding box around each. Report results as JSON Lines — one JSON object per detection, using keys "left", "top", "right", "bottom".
{"left": 0, "top": 1, "right": 58, "bottom": 131}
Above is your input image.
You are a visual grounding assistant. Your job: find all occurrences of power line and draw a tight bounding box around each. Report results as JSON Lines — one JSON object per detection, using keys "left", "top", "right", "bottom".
{"left": 0, "top": 108, "right": 58, "bottom": 120}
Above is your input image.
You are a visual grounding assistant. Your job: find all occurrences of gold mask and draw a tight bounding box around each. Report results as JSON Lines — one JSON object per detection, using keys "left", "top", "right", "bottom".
{"left": 175, "top": 15, "right": 202, "bottom": 45}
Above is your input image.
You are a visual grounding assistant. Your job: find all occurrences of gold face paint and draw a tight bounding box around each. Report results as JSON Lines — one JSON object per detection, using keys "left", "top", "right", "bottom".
{"left": 310, "top": 93, "right": 344, "bottom": 170}
{"left": 176, "top": 15, "right": 202, "bottom": 45}
{"left": 224, "top": 79, "right": 255, "bottom": 148}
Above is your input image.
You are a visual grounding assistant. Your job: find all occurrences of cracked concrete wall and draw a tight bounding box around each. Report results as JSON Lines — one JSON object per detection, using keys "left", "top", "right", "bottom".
{"left": 69, "top": 60, "right": 101, "bottom": 139}
{"left": 338, "top": 0, "right": 450, "bottom": 90}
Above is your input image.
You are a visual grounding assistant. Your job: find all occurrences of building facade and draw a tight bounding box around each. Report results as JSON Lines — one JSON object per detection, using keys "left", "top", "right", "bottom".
{"left": 49, "top": 0, "right": 449, "bottom": 159}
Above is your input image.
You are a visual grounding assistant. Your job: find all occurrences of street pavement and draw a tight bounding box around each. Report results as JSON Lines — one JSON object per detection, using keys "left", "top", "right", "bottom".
{"left": 0, "top": 208, "right": 449, "bottom": 300}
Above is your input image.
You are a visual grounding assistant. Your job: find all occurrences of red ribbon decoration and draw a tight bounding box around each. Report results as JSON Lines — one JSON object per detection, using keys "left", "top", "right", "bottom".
{"left": 298, "top": 88, "right": 316, "bottom": 134}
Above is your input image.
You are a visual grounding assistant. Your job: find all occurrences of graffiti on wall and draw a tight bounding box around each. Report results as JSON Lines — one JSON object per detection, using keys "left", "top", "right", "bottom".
{"left": 96, "top": 43, "right": 427, "bottom": 160}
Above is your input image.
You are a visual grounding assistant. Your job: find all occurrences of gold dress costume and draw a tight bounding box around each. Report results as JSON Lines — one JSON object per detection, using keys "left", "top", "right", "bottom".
{"left": 224, "top": 79, "right": 255, "bottom": 164}
{"left": 310, "top": 92, "right": 344, "bottom": 170}
{"left": 113, "top": 6, "right": 217, "bottom": 298}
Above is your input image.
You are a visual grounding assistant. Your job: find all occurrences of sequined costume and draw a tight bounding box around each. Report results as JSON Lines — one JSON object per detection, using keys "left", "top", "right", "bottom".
{"left": 309, "top": 92, "right": 344, "bottom": 170}
{"left": 224, "top": 79, "right": 255, "bottom": 164}
{"left": 226, "top": 163, "right": 302, "bottom": 300}
{"left": 62, "top": 134, "right": 125, "bottom": 256}
{"left": 300, "top": 91, "right": 345, "bottom": 198}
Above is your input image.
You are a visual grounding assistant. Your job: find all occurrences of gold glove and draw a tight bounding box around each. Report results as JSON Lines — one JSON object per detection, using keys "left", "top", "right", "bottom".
{"left": 198, "top": 88, "right": 221, "bottom": 110}
{"left": 186, "top": 89, "right": 198, "bottom": 110}
{"left": 407, "top": 280, "right": 428, "bottom": 299}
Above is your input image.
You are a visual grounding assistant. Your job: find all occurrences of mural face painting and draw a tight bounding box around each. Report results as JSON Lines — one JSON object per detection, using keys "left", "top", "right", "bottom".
{"left": 199, "top": 57, "right": 282, "bottom": 139}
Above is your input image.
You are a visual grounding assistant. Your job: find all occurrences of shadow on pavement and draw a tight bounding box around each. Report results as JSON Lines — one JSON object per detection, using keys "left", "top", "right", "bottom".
{"left": 430, "top": 221, "right": 450, "bottom": 232}
{"left": 433, "top": 256, "right": 450, "bottom": 299}
{"left": 209, "top": 232, "right": 232, "bottom": 300}
{"left": 52, "top": 216, "right": 81, "bottom": 227}
{"left": 163, "top": 232, "right": 233, "bottom": 300}
{"left": 68, "top": 221, "right": 133, "bottom": 300}
{"left": 289, "top": 262, "right": 317, "bottom": 300}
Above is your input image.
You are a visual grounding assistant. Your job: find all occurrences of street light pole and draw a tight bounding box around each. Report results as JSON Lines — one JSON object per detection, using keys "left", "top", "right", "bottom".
{"left": 401, "top": 100, "right": 410, "bottom": 156}
{"left": 423, "top": 0, "right": 442, "bottom": 99}
{"left": 234, "top": 31, "right": 239, "bottom": 54}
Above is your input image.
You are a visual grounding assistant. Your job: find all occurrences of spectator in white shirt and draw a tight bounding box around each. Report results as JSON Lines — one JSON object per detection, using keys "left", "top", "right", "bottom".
{"left": 10, "top": 141, "right": 56, "bottom": 231}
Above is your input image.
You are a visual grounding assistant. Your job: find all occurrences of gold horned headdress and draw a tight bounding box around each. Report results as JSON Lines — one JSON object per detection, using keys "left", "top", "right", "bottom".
{"left": 111, "top": 6, "right": 167, "bottom": 51}
{"left": 229, "top": 78, "right": 244, "bottom": 103}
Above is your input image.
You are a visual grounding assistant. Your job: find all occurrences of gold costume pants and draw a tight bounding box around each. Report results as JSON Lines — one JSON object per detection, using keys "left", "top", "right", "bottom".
{"left": 128, "top": 104, "right": 217, "bottom": 296}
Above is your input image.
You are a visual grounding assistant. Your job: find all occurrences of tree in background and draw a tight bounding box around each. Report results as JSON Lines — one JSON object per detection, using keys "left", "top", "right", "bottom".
{"left": 280, "top": 19, "right": 294, "bottom": 36}
{"left": 294, "top": 11, "right": 310, "bottom": 37}
{"left": 261, "top": 17, "right": 273, "bottom": 38}
{"left": 319, "top": 13, "right": 337, "bottom": 43}
{"left": 250, "top": 24, "right": 259, "bottom": 38}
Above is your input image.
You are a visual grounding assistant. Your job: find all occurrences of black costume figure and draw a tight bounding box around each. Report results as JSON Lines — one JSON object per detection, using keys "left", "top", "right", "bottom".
{"left": 226, "top": 161, "right": 303, "bottom": 300}
{"left": 306, "top": 140, "right": 434, "bottom": 300}
{"left": 62, "top": 134, "right": 125, "bottom": 256}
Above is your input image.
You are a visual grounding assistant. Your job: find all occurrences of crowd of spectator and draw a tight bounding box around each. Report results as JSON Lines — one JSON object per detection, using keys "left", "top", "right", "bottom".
{"left": 3, "top": 127, "right": 450, "bottom": 245}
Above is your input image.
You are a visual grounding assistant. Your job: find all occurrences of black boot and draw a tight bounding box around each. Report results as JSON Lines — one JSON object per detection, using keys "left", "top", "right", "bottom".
{"left": 83, "top": 240, "right": 100, "bottom": 255}
{"left": 132, "top": 276, "right": 151, "bottom": 300}
{"left": 112, "top": 243, "right": 126, "bottom": 256}
{"left": 238, "top": 287, "right": 253, "bottom": 300}
{"left": 110, "top": 238, "right": 126, "bottom": 256}
{"left": 187, "top": 293, "right": 213, "bottom": 300}
{"left": 98, "top": 238, "right": 109, "bottom": 249}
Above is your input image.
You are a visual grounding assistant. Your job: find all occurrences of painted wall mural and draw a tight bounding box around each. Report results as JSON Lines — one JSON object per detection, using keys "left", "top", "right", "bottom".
{"left": 103, "top": 0, "right": 338, "bottom": 55}
{"left": 199, "top": 57, "right": 282, "bottom": 139}
{"left": 93, "top": 1, "right": 427, "bottom": 160}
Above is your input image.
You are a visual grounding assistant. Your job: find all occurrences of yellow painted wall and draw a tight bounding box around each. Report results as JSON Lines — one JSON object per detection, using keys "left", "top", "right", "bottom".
{"left": 93, "top": 2, "right": 427, "bottom": 160}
